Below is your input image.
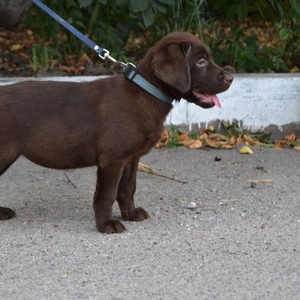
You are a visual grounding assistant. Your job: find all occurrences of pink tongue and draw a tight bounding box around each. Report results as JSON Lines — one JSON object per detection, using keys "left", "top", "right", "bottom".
{"left": 210, "top": 95, "right": 221, "bottom": 108}
{"left": 203, "top": 94, "right": 221, "bottom": 108}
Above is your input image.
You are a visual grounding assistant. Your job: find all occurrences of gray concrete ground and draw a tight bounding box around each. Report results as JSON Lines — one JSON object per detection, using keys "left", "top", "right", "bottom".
{"left": 0, "top": 147, "right": 299, "bottom": 300}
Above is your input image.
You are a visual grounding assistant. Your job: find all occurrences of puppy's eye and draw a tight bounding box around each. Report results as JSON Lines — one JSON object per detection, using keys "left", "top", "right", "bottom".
{"left": 197, "top": 58, "right": 206, "bottom": 66}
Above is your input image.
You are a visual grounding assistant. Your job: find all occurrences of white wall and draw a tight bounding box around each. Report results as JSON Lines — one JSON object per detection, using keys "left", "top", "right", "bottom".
{"left": 1, "top": 74, "right": 299, "bottom": 135}
{"left": 166, "top": 74, "right": 300, "bottom": 133}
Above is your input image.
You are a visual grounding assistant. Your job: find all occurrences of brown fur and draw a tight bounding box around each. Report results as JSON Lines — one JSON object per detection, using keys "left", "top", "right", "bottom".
{"left": 0, "top": 32, "right": 233, "bottom": 233}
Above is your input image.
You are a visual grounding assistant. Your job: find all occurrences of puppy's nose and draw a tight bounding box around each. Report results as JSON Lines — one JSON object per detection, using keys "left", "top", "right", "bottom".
{"left": 224, "top": 72, "right": 233, "bottom": 84}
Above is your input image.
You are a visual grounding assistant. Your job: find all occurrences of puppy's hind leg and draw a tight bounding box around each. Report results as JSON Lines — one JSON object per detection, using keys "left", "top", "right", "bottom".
{"left": 0, "top": 147, "right": 21, "bottom": 220}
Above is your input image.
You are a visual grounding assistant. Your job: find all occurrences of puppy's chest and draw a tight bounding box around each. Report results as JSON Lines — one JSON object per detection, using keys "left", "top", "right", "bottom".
{"left": 137, "top": 129, "right": 162, "bottom": 155}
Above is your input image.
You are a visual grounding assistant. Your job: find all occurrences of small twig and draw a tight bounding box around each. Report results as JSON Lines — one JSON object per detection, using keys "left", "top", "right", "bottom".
{"left": 152, "top": 172, "right": 188, "bottom": 184}
{"left": 219, "top": 199, "right": 236, "bottom": 203}
{"left": 247, "top": 179, "right": 274, "bottom": 183}
{"left": 255, "top": 185, "right": 273, "bottom": 190}
{"left": 63, "top": 173, "right": 77, "bottom": 188}
{"left": 138, "top": 162, "right": 187, "bottom": 184}
{"left": 22, "top": 218, "right": 45, "bottom": 223}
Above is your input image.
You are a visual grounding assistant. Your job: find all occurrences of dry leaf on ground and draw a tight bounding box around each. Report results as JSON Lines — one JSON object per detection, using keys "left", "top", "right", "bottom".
{"left": 284, "top": 133, "right": 296, "bottom": 141}
{"left": 239, "top": 145, "right": 254, "bottom": 154}
{"left": 187, "top": 140, "right": 203, "bottom": 149}
{"left": 138, "top": 162, "right": 154, "bottom": 174}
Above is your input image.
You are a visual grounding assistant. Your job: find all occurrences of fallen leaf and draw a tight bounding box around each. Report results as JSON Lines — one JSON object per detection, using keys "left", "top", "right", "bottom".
{"left": 284, "top": 133, "right": 296, "bottom": 141}
{"left": 10, "top": 44, "right": 22, "bottom": 51}
{"left": 248, "top": 131, "right": 273, "bottom": 144}
{"left": 178, "top": 132, "right": 190, "bottom": 142}
{"left": 290, "top": 66, "right": 300, "bottom": 73}
{"left": 180, "top": 137, "right": 197, "bottom": 146}
{"left": 239, "top": 145, "right": 253, "bottom": 154}
{"left": 138, "top": 162, "right": 154, "bottom": 174}
{"left": 275, "top": 140, "right": 286, "bottom": 148}
{"left": 19, "top": 52, "right": 30, "bottom": 59}
{"left": 26, "top": 29, "right": 33, "bottom": 36}
{"left": 203, "top": 138, "right": 220, "bottom": 148}
{"left": 155, "top": 130, "right": 169, "bottom": 148}
{"left": 187, "top": 140, "right": 202, "bottom": 149}
{"left": 221, "top": 144, "right": 234, "bottom": 149}
{"left": 58, "top": 65, "right": 71, "bottom": 73}
{"left": 236, "top": 135, "right": 244, "bottom": 144}
{"left": 209, "top": 133, "right": 228, "bottom": 141}
{"left": 79, "top": 53, "right": 92, "bottom": 65}
{"left": 227, "top": 136, "right": 236, "bottom": 144}
{"left": 243, "top": 134, "right": 256, "bottom": 145}
{"left": 0, "top": 30, "right": 9, "bottom": 37}
{"left": 198, "top": 132, "right": 208, "bottom": 140}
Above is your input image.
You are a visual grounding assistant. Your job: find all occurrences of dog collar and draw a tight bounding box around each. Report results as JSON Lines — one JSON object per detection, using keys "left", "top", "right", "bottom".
{"left": 124, "top": 63, "right": 174, "bottom": 105}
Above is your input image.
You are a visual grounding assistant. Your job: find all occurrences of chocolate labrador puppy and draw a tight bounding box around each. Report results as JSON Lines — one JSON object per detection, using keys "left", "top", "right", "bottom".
{"left": 0, "top": 32, "right": 233, "bottom": 233}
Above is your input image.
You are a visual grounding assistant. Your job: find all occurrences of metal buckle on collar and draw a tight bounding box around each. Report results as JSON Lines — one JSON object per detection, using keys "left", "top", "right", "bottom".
{"left": 123, "top": 63, "right": 137, "bottom": 81}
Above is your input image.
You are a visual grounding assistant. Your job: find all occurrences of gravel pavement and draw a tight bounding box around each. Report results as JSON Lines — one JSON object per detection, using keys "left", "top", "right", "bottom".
{"left": 1, "top": 147, "right": 299, "bottom": 300}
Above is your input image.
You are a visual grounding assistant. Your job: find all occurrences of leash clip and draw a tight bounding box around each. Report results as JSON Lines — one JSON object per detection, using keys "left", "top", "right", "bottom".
{"left": 96, "top": 47, "right": 116, "bottom": 63}
{"left": 95, "top": 46, "right": 127, "bottom": 70}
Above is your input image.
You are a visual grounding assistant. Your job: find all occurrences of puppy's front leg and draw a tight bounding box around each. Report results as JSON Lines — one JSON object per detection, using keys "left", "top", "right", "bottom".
{"left": 117, "top": 158, "right": 149, "bottom": 222}
{"left": 93, "top": 164, "right": 125, "bottom": 234}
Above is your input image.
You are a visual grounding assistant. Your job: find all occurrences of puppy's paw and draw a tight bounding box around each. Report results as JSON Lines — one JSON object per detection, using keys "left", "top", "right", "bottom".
{"left": 0, "top": 207, "right": 16, "bottom": 221}
{"left": 96, "top": 219, "right": 126, "bottom": 234}
{"left": 122, "top": 207, "right": 149, "bottom": 222}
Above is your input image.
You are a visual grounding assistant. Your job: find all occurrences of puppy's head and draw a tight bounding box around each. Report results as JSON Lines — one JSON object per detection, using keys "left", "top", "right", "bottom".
{"left": 151, "top": 32, "right": 233, "bottom": 108}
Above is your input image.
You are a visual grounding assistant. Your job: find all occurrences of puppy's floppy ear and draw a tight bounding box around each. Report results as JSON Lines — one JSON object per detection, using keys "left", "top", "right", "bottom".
{"left": 151, "top": 43, "right": 191, "bottom": 93}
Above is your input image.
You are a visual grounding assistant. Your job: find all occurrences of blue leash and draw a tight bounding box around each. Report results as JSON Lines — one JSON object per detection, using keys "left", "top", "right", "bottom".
{"left": 31, "top": 0, "right": 173, "bottom": 104}
{"left": 31, "top": 0, "right": 115, "bottom": 63}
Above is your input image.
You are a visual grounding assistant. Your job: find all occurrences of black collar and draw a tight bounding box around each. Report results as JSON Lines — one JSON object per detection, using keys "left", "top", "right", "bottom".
{"left": 124, "top": 63, "right": 174, "bottom": 105}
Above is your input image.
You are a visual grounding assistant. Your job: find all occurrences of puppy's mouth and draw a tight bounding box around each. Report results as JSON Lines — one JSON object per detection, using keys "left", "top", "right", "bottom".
{"left": 192, "top": 89, "right": 221, "bottom": 108}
